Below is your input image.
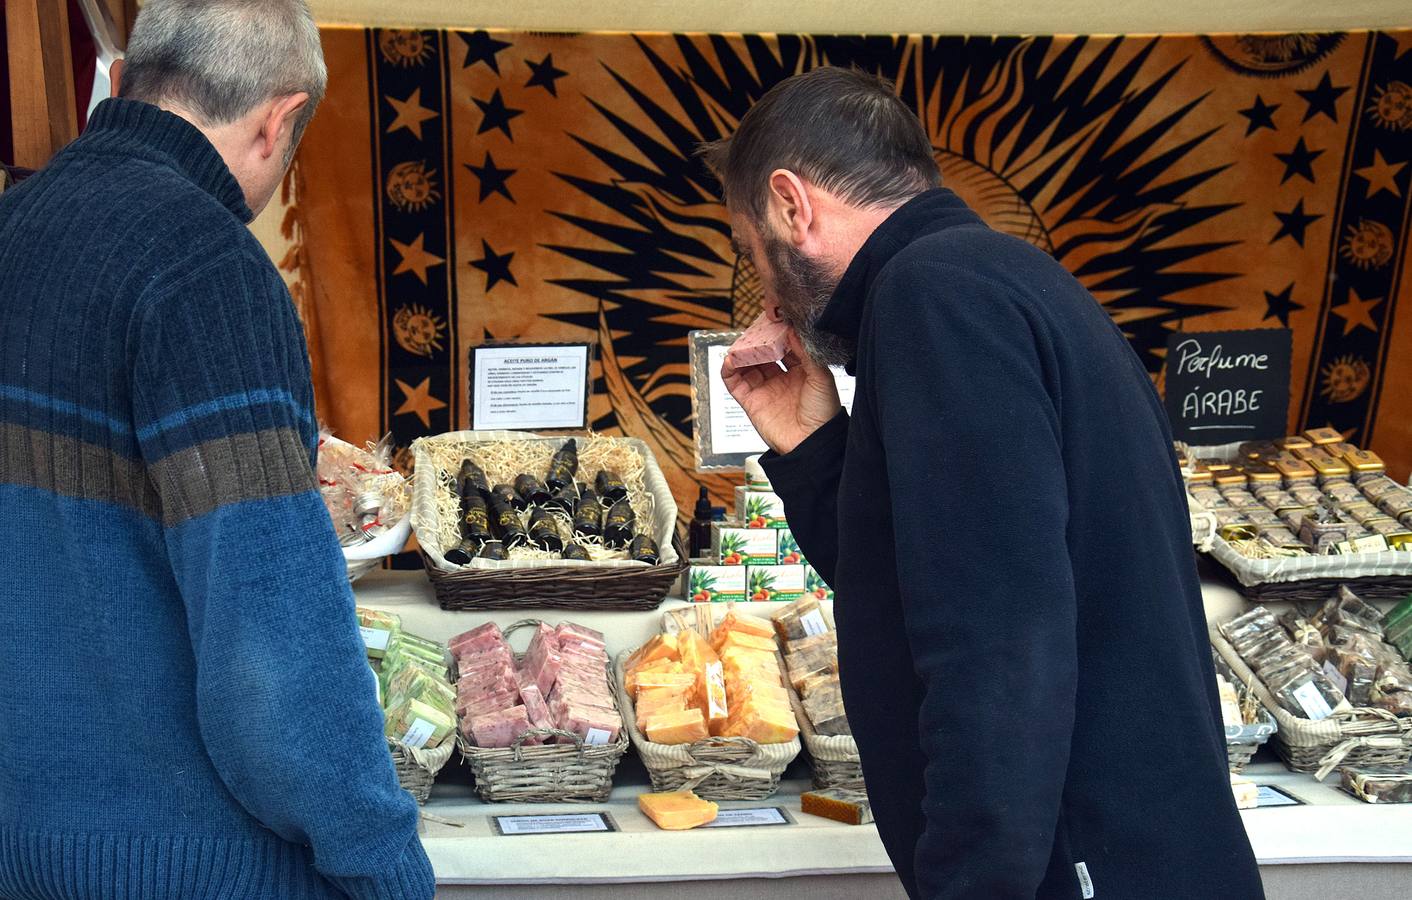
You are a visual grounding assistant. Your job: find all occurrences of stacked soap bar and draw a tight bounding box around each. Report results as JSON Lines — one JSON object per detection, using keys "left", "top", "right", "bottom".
{"left": 624, "top": 611, "right": 799, "bottom": 745}
{"left": 451, "top": 620, "right": 621, "bottom": 749}
{"left": 356, "top": 611, "right": 455, "bottom": 750}
{"left": 775, "top": 598, "right": 851, "bottom": 736}
{"left": 1342, "top": 766, "right": 1412, "bottom": 803}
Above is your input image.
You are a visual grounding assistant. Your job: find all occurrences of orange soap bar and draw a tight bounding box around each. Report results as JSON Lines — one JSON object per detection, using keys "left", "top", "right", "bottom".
{"left": 626, "top": 634, "right": 678, "bottom": 671}
{"left": 639, "top": 790, "right": 719, "bottom": 830}
{"left": 635, "top": 671, "right": 698, "bottom": 694}
{"left": 713, "top": 611, "right": 775, "bottom": 641}
{"left": 714, "top": 631, "right": 779, "bottom": 655}
{"left": 626, "top": 659, "right": 681, "bottom": 694}
{"left": 801, "top": 788, "right": 873, "bottom": 825}
{"left": 644, "top": 707, "right": 710, "bottom": 744}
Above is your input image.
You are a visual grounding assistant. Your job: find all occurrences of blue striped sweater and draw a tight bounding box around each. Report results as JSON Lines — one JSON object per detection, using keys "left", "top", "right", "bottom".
{"left": 0, "top": 99, "right": 433, "bottom": 899}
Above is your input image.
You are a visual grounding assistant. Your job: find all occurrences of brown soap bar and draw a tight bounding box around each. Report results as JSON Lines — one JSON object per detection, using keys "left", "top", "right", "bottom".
{"left": 801, "top": 788, "right": 873, "bottom": 824}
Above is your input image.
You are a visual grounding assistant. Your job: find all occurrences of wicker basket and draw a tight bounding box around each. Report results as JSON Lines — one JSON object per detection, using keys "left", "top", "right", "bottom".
{"left": 614, "top": 606, "right": 802, "bottom": 800}
{"left": 455, "top": 620, "right": 630, "bottom": 802}
{"left": 1212, "top": 630, "right": 1412, "bottom": 778}
{"left": 1188, "top": 441, "right": 1412, "bottom": 602}
{"left": 388, "top": 737, "right": 454, "bottom": 804}
{"left": 1211, "top": 651, "right": 1276, "bottom": 773}
{"left": 411, "top": 431, "right": 685, "bottom": 611}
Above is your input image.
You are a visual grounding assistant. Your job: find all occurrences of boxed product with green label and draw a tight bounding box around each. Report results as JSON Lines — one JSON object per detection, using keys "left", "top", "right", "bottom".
{"left": 746, "top": 564, "right": 808, "bottom": 602}
{"left": 683, "top": 562, "right": 749, "bottom": 603}
{"left": 735, "top": 487, "right": 789, "bottom": 529}
{"left": 805, "top": 566, "right": 835, "bottom": 601}
{"left": 714, "top": 524, "right": 779, "bottom": 565}
{"left": 778, "top": 529, "right": 808, "bottom": 566}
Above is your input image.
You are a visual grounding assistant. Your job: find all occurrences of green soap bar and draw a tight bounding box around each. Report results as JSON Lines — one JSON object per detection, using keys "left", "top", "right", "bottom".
{"left": 356, "top": 607, "right": 402, "bottom": 659}
{"left": 391, "top": 638, "right": 448, "bottom": 668}
{"left": 395, "top": 631, "right": 445, "bottom": 655}
{"left": 1382, "top": 596, "right": 1412, "bottom": 631}
{"left": 384, "top": 697, "right": 454, "bottom": 750}
{"left": 387, "top": 664, "right": 455, "bottom": 717}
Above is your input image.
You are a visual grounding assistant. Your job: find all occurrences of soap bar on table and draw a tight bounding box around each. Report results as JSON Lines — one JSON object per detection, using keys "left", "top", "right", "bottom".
{"left": 801, "top": 788, "right": 873, "bottom": 825}
{"left": 639, "top": 790, "right": 719, "bottom": 830}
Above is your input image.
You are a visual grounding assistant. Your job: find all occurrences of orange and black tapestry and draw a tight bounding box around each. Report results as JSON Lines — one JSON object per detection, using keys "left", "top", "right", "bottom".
{"left": 288, "top": 28, "right": 1412, "bottom": 552}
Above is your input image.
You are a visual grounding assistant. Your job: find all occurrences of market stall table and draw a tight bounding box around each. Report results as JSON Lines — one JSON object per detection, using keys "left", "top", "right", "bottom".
{"left": 354, "top": 570, "right": 1412, "bottom": 899}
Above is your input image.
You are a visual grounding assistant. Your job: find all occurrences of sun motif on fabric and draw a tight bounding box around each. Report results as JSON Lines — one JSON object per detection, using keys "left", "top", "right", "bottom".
{"left": 379, "top": 30, "right": 434, "bottom": 68}
{"left": 1320, "top": 355, "right": 1371, "bottom": 404}
{"left": 393, "top": 303, "right": 447, "bottom": 357}
{"left": 1368, "top": 81, "right": 1412, "bottom": 131}
{"left": 385, "top": 161, "right": 440, "bottom": 212}
{"left": 1340, "top": 219, "right": 1396, "bottom": 270}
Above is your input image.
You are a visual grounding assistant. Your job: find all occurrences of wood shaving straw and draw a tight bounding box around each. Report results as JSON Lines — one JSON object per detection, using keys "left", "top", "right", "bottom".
{"left": 1228, "top": 538, "right": 1309, "bottom": 560}
{"left": 423, "top": 434, "right": 653, "bottom": 564}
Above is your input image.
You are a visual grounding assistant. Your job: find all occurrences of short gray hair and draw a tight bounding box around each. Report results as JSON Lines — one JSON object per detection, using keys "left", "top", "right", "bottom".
{"left": 120, "top": 0, "right": 326, "bottom": 134}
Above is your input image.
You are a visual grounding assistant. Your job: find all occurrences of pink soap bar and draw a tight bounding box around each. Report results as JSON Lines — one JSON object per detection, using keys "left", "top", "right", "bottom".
{"left": 519, "top": 683, "right": 555, "bottom": 732}
{"left": 556, "top": 622, "right": 606, "bottom": 649}
{"left": 727, "top": 315, "right": 790, "bottom": 367}
{"left": 467, "top": 705, "right": 532, "bottom": 748}
{"left": 450, "top": 623, "right": 506, "bottom": 656}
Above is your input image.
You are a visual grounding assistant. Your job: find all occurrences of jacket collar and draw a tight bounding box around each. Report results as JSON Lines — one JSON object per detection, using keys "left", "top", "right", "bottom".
{"left": 816, "top": 188, "right": 982, "bottom": 359}
{"left": 79, "top": 98, "right": 253, "bottom": 223}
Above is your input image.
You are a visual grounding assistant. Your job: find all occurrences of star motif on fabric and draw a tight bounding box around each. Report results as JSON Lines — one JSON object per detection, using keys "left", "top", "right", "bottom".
{"left": 389, "top": 233, "right": 445, "bottom": 285}
{"left": 469, "top": 239, "right": 518, "bottom": 291}
{"left": 1330, "top": 288, "right": 1382, "bottom": 335}
{"left": 458, "top": 30, "right": 512, "bottom": 73}
{"left": 1388, "top": 31, "right": 1412, "bottom": 63}
{"left": 394, "top": 377, "right": 447, "bottom": 428}
{"left": 1236, "top": 95, "right": 1280, "bottom": 136}
{"left": 1295, "top": 71, "right": 1349, "bottom": 123}
{"left": 1262, "top": 282, "right": 1304, "bottom": 327}
{"left": 1270, "top": 199, "right": 1322, "bottom": 246}
{"left": 1274, "top": 137, "right": 1323, "bottom": 185}
{"left": 1353, "top": 149, "right": 1406, "bottom": 198}
{"left": 473, "top": 89, "right": 524, "bottom": 140}
{"left": 384, "top": 87, "right": 439, "bottom": 140}
{"left": 464, "top": 152, "right": 517, "bottom": 202}
{"left": 525, "top": 53, "right": 569, "bottom": 96}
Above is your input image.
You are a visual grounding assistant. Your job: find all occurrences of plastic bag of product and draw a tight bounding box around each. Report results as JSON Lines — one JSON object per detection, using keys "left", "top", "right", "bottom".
{"left": 1264, "top": 659, "right": 1347, "bottom": 721}
{"left": 1342, "top": 766, "right": 1412, "bottom": 803}
{"left": 1314, "top": 587, "right": 1386, "bottom": 638}
{"left": 1280, "top": 612, "right": 1326, "bottom": 661}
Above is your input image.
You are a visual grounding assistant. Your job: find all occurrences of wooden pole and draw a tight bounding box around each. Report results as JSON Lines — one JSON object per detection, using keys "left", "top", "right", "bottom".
{"left": 7, "top": 0, "right": 79, "bottom": 169}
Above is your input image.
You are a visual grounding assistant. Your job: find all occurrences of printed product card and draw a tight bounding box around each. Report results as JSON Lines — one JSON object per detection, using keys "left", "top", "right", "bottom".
{"left": 699, "top": 807, "right": 793, "bottom": 828}
{"left": 716, "top": 527, "right": 779, "bottom": 566}
{"left": 686, "top": 564, "right": 748, "bottom": 603}
{"left": 1292, "top": 681, "right": 1333, "bottom": 721}
{"left": 400, "top": 717, "right": 436, "bottom": 749}
{"left": 492, "top": 813, "right": 617, "bottom": 835}
{"left": 735, "top": 487, "right": 788, "bottom": 529}
{"left": 359, "top": 625, "right": 393, "bottom": 654}
{"left": 745, "top": 564, "right": 807, "bottom": 603}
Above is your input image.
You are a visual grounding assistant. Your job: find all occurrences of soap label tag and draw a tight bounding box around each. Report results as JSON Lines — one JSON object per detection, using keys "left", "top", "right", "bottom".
{"left": 400, "top": 717, "right": 435, "bottom": 749}
{"left": 584, "top": 727, "right": 611, "bottom": 746}
{"left": 360, "top": 625, "right": 392, "bottom": 652}
{"left": 800, "top": 610, "right": 829, "bottom": 637}
{"left": 1322, "top": 661, "right": 1349, "bottom": 694}
{"left": 1353, "top": 535, "right": 1390, "bottom": 554}
{"left": 1292, "top": 681, "right": 1333, "bottom": 721}
{"left": 1255, "top": 785, "right": 1303, "bottom": 807}
{"left": 699, "top": 807, "right": 792, "bottom": 828}
{"left": 492, "top": 812, "right": 616, "bottom": 835}
{"left": 1075, "top": 862, "right": 1095, "bottom": 899}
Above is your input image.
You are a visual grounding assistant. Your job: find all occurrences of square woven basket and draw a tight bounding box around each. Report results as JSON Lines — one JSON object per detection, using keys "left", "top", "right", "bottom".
{"left": 454, "top": 620, "right": 631, "bottom": 803}
{"left": 411, "top": 431, "right": 685, "bottom": 610}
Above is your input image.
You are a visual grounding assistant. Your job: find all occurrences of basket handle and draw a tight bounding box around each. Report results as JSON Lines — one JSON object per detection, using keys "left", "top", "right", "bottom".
{"left": 502, "top": 618, "right": 548, "bottom": 652}
{"left": 1314, "top": 732, "right": 1409, "bottom": 781}
{"left": 512, "top": 727, "right": 585, "bottom": 762}
{"left": 684, "top": 735, "right": 762, "bottom": 763}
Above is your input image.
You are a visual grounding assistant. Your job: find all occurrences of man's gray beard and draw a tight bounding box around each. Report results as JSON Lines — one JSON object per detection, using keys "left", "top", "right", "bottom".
{"left": 765, "top": 234, "right": 857, "bottom": 369}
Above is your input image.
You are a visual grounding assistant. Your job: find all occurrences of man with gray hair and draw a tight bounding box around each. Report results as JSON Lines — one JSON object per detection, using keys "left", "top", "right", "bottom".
{"left": 0, "top": 2, "right": 433, "bottom": 898}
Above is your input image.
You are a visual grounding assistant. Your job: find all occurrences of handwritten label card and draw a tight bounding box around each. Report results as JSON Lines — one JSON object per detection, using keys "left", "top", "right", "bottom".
{"left": 1163, "top": 329, "right": 1291, "bottom": 444}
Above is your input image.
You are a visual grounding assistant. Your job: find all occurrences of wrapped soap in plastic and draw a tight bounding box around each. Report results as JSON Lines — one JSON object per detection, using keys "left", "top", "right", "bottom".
{"left": 356, "top": 607, "right": 402, "bottom": 659}
{"left": 1342, "top": 767, "right": 1412, "bottom": 804}
{"left": 1375, "top": 692, "right": 1412, "bottom": 716}
{"left": 1264, "top": 660, "right": 1347, "bottom": 720}
{"left": 1221, "top": 607, "right": 1280, "bottom": 648}
{"left": 1279, "top": 612, "right": 1326, "bottom": 660}
{"left": 385, "top": 696, "right": 455, "bottom": 750}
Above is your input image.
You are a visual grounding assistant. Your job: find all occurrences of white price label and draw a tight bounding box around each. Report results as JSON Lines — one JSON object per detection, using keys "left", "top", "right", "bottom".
{"left": 700, "top": 807, "right": 791, "bottom": 828}
{"left": 494, "top": 813, "right": 613, "bottom": 835}
{"left": 800, "top": 610, "right": 829, "bottom": 638}
{"left": 1353, "top": 535, "right": 1390, "bottom": 554}
{"left": 584, "top": 727, "right": 611, "bottom": 746}
{"left": 359, "top": 625, "right": 392, "bottom": 652}
{"left": 1322, "top": 661, "right": 1349, "bottom": 695}
{"left": 400, "top": 717, "right": 436, "bottom": 749}
{"left": 1292, "top": 681, "right": 1333, "bottom": 721}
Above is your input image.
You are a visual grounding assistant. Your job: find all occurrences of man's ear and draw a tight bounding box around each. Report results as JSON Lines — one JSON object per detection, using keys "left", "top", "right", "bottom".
{"left": 767, "top": 169, "right": 813, "bottom": 249}
{"left": 109, "top": 58, "right": 124, "bottom": 98}
{"left": 258, "top": 92, "right": 310, "bottom": 159}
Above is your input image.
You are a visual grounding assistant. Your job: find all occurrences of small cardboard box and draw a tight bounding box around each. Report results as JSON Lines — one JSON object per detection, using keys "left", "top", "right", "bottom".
{"left": 735, "top": 487, "right": 789, "bottom": 529}
{"left": 805, "top": 566, "right": 835, "bottom": 601}
{"left": 777, "top": 529, "right": 808, "bottom": 566}
{"left": 714, "top": 524, "right": 779, "bottom": 565}
{"left": 683, "top": 563, "right": 749, "bottom": 603}
{"left": 746, "top": 564, "right": 808, "bottom": 602}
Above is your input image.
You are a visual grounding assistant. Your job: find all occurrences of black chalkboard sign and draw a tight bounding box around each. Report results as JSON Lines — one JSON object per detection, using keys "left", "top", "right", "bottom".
{"left": 1163, "top": 328, "right": 1292, "bottom": 444}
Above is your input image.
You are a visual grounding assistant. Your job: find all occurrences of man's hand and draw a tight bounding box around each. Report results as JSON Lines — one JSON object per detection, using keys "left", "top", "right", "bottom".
{"left": 722, "top": 328, "right": 842, "bottom": 455}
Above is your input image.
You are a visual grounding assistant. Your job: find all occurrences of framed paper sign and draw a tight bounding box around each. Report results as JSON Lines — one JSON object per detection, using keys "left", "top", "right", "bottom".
{"left": 689, "top": 330, "right": 855, "bottom": 470}
{"left": 469, "top": 342, "right": 593, "bottom": 432}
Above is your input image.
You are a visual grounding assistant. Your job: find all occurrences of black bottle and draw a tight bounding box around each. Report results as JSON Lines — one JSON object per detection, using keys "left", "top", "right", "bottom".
{"left": 689, "top": 486, "right": 713, "bottom": 559}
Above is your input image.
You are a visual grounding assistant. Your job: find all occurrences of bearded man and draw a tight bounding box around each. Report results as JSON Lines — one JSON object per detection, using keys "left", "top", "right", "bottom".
{"left": 706, "top": 67, "right": 1264, "bottom": 900}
